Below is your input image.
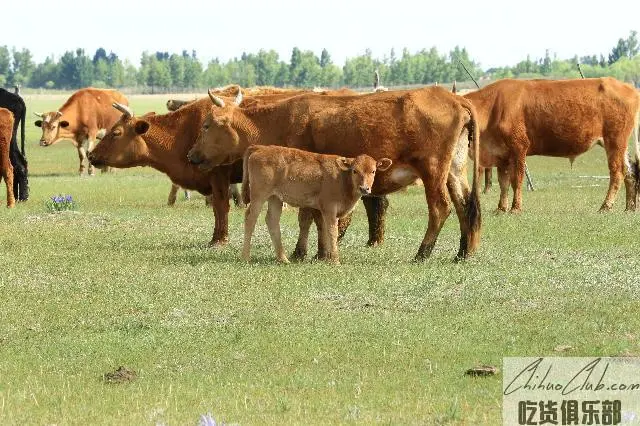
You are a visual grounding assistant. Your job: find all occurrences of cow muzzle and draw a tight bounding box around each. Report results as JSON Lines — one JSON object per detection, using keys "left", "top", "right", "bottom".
{"left": 359, "top": 186, "right": 371, "bottom": 196}
{"left": 39, "top": 139, "right": 50, "bottom": 147}
{"left": 187, "top": 150, "right": 203, "bottom": 165}
{"left": 87, "top": 152, "right": 102, "bottom": 167}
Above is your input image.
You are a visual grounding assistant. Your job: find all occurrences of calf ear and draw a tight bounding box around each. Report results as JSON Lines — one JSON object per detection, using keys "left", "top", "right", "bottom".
{"left": 59, "top": 120, "right": 70, "bottom": 128}
{"left": 134, "top": 120, "right": 150, "bottom": 135}
{"left": 376, "top": 158, "right": 393, "bottom": 171}
{"left": 336, "top": 157, "right": 353, "bottom": 171}
{"left": 34, "top": 120, "right": 43, "bottom": 127}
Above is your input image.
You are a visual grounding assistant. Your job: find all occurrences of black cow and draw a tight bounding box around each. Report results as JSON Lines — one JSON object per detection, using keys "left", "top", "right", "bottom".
{"left": 0, "top": 88, "right": 28, "bottom": 200}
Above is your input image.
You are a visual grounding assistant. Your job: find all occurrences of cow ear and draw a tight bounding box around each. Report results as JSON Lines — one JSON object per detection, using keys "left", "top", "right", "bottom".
{"left": 59, "top": 120, "right": 70, "bottom": 128}
{"left": 134, "top": 120, "right": 150, "bottom": 135}
{"left": 34, "top": 120, "right": 43, "bottom": 127}
{"left": 376, "top": 158, "right": 393, "bottom": 171}
{"left": 336, "top": 157, "right": 353, "bottom": 171}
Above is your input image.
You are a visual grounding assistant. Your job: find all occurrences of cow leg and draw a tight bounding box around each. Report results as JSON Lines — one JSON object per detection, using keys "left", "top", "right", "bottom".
{"left": 337, "top": 212, "right": 352, "bottom": 242}
{"left": 209, "top": 168, "right": 231, "bottom": 246}
{"left": 77, "top": 144, "right": 88, "bottom": 175}
{"left": 9, "top": 146, "right": 28, "bottom": 201}
{"left": 447, "top": 169, "right": 472, "bottom": 260}
{"left": 291, "top": 208, "right": 314, "bottom": 261}
{"left": 600, "top": 146, "right": 626, "bottom": 212}
{"left": 483, "top": 168, "right": 493, "bottom": 193}
{"left": 241, "top": 196, "right": 266, "bottom": 262}
{"left": 510, "top": 156, "right": 526, "bottom": 213}
{"left": 362, "top": 195, "right": 389, "bottom": 247}
{"left": 168, "top": 184, "right": 179, "bottom": 205}
{"left": 265, "top": 196, "right": 288, "bottom": 263}
{"left": 496, "top": 163, "right": 511, "bottom": 212}
{"left": 321, "top": 209, "right": 340, "bottom": 264}
{"left": 230, "top": 183, "right": 245, "bottom": 208}
{"left": 415, "top": 167, "right": 451, "bottom": 261}
{"left": 87, "top": 139, "right": 97, "bottom": 176}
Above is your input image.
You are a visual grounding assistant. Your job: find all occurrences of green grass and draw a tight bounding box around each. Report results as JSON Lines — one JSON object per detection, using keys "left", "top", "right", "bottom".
{"left": 1, "top": 94, "right": 639, "bottom": 425}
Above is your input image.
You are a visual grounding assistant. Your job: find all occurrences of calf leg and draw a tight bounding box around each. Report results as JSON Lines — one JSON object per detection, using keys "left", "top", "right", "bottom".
{"left": 311, "top": 209, "right": 328, "bottom": 259}
{"left": 168, "top": 184, "right": 179, "bottom": 206}
{"left": 447, "top": 170, "right": 472, "bottom": 260}
{"left": 265, "top": 196, "right": 288, "bottom": 263}
{"left": 337, "top": 212, "right": 352, "bottom": 241}
{"left": 209, "top": 169, "right": 231, "bottom": 246}
{"left": 291, "top": 208, "right": 314, "bottom": 261}
{"left": 415, "top": 166, "right": 451, "bottom": 261}
{"left": 241, "top": 195, "right": 266, "bottom": 262}
{"left": 322, "top": 209, "right": 340, "bottom": 264}
{"left": 87, "top": 139, "right": 97, "bottom": 176}
{"left": 362, "top": 195, "right": 389, "bottom": 247}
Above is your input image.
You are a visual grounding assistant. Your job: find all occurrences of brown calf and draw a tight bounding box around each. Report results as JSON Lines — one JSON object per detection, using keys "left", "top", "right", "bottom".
{"left": 241, "top": 145, "right": 392, "bottom": 263}
{"left": 0, "top": 108, "right": 15, "bottom": 208}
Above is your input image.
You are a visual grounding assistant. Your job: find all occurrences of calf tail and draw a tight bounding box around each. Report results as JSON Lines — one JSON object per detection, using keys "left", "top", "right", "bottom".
{"left": 464, "top": 104, "right": 482, "bottom": 257}
{"left": 242, "top": 146, "right": 259, "bottom": 205}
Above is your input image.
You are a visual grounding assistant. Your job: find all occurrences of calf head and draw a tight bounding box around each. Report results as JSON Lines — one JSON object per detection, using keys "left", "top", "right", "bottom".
{"left": 337, "top": 155, "right": 393, "bottom": 195}
{"left": 87, "top": 103, "right": 150, "bottom": 168}
{"left": 187, "top": 88, "right": 244, "bottom": 169}
{"left": 34, "top": 111, "right": 69, "bottom": 146}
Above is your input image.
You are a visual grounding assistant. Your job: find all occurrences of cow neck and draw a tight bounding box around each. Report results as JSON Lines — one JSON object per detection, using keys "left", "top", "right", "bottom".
{"left": 231, "top": 102, "right": 289, "bottom": 146}
{"left": 140, "top": 109, "right": 210, "bottom": 190}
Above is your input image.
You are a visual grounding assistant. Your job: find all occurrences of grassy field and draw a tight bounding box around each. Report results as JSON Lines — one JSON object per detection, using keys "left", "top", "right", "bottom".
{"left": 1, "top": 94, "right": 639, "bottom": 425}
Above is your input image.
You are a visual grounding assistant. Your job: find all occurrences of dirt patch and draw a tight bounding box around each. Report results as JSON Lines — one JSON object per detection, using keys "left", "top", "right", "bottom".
{"left": 103, "top": 366, "right": 137, "bottom": 384}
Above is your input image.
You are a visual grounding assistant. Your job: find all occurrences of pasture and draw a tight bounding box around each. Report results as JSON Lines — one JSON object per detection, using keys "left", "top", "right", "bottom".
{"left": 1, "top": 93, "right": 639, "bottom": 425}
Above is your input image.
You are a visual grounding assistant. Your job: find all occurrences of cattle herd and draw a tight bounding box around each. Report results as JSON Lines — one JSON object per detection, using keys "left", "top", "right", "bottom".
{"left": 1, "top": 76, "right": 639, "bottom": 263}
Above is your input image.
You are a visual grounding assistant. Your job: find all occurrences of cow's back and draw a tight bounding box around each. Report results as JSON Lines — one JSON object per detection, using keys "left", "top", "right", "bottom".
{"left": 61, "top": 88, "right": 130, "bottom": 131}
{"left": 466, "top": 78, "right": 640, "bottom": 157}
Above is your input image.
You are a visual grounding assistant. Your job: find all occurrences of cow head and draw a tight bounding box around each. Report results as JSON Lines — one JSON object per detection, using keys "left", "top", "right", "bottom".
{"left": 87, "top": 103, "right": 150, "bottom": 169}
{"left": 336, "top": 155, "right": 392, "bottom": 196}
{"left": 34, "top": 111, "right": 69, "bottom": 146}
{"left": 187, "top": 87, "right": 244, "bottom": 170}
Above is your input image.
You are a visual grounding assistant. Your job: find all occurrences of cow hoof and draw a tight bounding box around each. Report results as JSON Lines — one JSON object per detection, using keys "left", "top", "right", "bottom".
{"left": 7, "top": 202, "right": 15, "bottom": 209}
{"left": 598, "top": 204, "right": 613, "bottom": 213}
{"left": 494, "top": 208, "right": 508, "bottom": 215}
{"left": 277, "top": 256, "right": 290, "bottom": 264}
{"left": 509, "top": 208, "right": 522, "bottom": 214}
{"left": 290, "top": 248, "right": 307, "bottom": 262}
{"left": 240, "top": 254, "right": 250, "bottom": 262}
{"left": 366, "top": 239, "right": 381, "bottom": 248}
{"left": 208, "top": 239, "right": 229, "bottom": 248}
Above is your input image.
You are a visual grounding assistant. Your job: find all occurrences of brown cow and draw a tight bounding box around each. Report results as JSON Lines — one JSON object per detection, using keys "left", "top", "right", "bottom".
{"left": 35, "top": 88, "right": 129, "bottom": 175}
{"left": 0, "top": 107, "right": 15, "bottom": 208}
{"left": 464, "top": 78, "right": 640, "bottom": 212}
{"left": 188, "top": 87, "right": 482, "bottom": 260}
{"left": 241, "top": 145, "right": 392, "bottom": 263}
{"left": 165, "top": 96, "right": 242, "bottom": 208}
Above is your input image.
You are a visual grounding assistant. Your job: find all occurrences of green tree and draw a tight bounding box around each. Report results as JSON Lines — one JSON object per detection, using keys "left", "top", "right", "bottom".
{"left": 0, "top": 46, "right": 10, "bottom": 84}
{"left": 30, "top": 56, "right": 59, "bottom": 88}
{"left": 146, "top": 56, "right": 172, "bottom": 91}
{"left": 10, "top": 48, "right": 35, "bottom": 86}
{"left": 169, "top": 54, "right": 185, "bottom": 88}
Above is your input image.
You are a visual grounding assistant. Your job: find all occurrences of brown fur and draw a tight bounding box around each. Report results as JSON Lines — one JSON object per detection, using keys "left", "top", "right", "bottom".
{"left": 189, "top": 87, "right": 483, "bottom": 260}
{"left": 0, "top": 108, "right": 15, "bottom": 208}
{"left": 35, "top": 88, "right": 129, "bottom": 175}
{"left": 241, "top": 145, "right": 391, "bottom": 263}
{"left": 464, "top": 77, "right": 640, "bottom": 212}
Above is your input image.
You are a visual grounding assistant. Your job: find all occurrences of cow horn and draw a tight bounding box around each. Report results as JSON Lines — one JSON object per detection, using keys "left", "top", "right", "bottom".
{"left": 234, "top": 87, "right": 243, "bottom": 105}
{"left": 112, "top": 102, "right": 134, "bottom": 118}
{"left": 55, "top": 111, "right": 63, "bottom": 118}
{"left": 208, "top": 89, "right": 225, "bottom": 108}
{"left": 33, "top": 112, "right": 44, "bottom": 118}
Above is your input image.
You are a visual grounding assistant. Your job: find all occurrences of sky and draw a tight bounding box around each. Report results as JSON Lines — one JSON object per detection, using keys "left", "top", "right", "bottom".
{"left": 4, "top": 0, "right": 639, "bottom": 70}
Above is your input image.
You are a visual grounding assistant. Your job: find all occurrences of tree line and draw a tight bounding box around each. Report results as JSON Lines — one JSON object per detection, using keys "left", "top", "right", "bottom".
{"left": 1, "top": 31, "right": 638, "bottom": 91}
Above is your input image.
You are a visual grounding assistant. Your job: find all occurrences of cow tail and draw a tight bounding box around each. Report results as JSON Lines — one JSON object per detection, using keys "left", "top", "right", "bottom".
{"left": 465, "top": 104, "right": 482, "bottom": 256}
{"left": 20, "top": 106, "right": 26, "bottom": 158}
{"left": 633, "top": 108, "right": 640, "bottom": 195}
{"left": 242, "top": 146, "right": 258, "bottom": 205}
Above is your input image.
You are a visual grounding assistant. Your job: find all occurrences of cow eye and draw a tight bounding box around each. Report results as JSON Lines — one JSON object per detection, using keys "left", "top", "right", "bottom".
{"left": 352, "top": 170, "right": 357, "bottom": 174}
